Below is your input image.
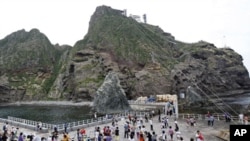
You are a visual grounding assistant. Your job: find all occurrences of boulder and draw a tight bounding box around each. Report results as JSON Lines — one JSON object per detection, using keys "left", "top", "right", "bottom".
{"left": 93, "top": 72, "right": 131, "bottom": 114}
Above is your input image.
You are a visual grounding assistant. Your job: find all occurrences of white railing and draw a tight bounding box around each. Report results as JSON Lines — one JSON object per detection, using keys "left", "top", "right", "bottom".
{"left": 6, "top": 112, "right": 249, "bottom": 133}
{"left": 7, "top": 116, "right": 55, "bottom": 130}
{"left": 128, "top": 100, "right": 166, "bottom": 105}
{"left": 7, "top": 111, "right": 148, "bottom": 132}
{"left": 54, "top": 111, "right": 148, "bottom": 131}
{"left": 178, "top": 113, "right": 245, "bottom": 122}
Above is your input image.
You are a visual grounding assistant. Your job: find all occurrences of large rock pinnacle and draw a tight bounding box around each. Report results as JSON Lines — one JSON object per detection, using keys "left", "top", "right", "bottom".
{"left": 93, "top": 72, "right": 131, "bottom": 114}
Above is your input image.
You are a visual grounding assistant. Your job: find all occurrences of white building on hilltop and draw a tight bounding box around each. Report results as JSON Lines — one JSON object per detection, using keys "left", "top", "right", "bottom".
{"left": 129, "top": 14, "right": 141, "bottom": 22}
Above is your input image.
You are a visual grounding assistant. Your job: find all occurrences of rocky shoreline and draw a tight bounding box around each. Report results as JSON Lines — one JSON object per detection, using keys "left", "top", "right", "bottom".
{"left": 1, "top": 101, "right": 159, "bottom": 112}
{"left": 1, "top": 101, "right": 93, "bottom": 106}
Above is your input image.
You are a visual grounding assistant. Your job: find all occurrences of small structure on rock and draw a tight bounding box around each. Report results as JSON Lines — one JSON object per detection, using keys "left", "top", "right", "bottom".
{"left": 130, "top": 14, "right": 141, "bottom": 22}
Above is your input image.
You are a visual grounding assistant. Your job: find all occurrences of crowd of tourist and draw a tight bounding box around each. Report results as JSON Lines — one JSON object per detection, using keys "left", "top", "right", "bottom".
{"left": 89, "top": 108, "right": 204, "bottom": 141}
{"left": 0, "top": 121, "right": 72, "bottom": 141}
{"left": 1, "top": 107, "right": 249, "bottom": 141}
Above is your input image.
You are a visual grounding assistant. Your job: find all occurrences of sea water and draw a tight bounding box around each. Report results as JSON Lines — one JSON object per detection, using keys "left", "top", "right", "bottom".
{"left": 0, "top": 105, "right": 92, "bottom": 124}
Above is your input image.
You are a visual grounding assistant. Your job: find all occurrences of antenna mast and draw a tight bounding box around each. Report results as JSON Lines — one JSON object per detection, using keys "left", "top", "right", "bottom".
{"left": 143, "top": 14, "right": 147, "bottom": 23}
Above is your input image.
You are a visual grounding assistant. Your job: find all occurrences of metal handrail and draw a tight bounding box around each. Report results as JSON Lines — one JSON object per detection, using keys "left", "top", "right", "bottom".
{"left": 128, "top": 100, "right": 166, "bottom": 105}
{"left": 179, "top": 113, "right": 245, "bottom": 122}
{"left": 6, "top": 111, "right": 148, "bottom": 132}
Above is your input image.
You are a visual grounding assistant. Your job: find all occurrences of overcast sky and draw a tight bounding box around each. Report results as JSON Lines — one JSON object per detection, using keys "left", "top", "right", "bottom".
{"left": 0, "top": 0, "right": 250, "bottom": 73}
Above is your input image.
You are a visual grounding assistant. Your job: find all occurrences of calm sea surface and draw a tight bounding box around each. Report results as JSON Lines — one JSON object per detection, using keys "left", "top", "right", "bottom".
{"left": 0, "top": 105, "right": 92, "bottom": 124}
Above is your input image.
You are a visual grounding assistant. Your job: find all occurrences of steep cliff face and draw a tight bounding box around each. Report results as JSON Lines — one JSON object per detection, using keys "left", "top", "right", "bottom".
{"left": 0, "top": 29, "right": 70, "bottom": 102}
{"left": 0, "top": 5, "right": 250, "bottom": 113}
{"left": 171, "top": 41, "right": 250, "bottom": 111}
{"left": 69, "top": 5, "right": 250, "bottom": 111}
{"left": 172, "top": 41, "right": 250, "bottom": 94}
{"left": 71, "top": 6, "right": 179, "bottom": 100}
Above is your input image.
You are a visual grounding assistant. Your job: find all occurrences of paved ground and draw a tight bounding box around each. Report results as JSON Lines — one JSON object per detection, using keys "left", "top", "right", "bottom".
{"left": 0, "top": 113, "right": 233, "bottom": 141}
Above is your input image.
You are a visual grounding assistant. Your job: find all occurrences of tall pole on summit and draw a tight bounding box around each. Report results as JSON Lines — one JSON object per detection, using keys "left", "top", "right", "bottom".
{"left": 143, "top": 14, "right": 147, "bottom": 23}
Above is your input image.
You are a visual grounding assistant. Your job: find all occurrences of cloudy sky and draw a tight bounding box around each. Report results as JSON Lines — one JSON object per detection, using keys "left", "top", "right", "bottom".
{"left": 0, "top": 0, "right": 250, "bottom": 73}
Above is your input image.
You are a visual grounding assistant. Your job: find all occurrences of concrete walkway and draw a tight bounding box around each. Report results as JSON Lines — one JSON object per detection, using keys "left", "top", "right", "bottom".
{"left": 0, "top": 113, "right": 232, "bottom": 141}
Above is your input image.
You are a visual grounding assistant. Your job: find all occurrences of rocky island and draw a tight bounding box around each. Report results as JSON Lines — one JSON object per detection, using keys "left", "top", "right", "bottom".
{"left": 0, "top": 5, "right": 250, "bottom": 114}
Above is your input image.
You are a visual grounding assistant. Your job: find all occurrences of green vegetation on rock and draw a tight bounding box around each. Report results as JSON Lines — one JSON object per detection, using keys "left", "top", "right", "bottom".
{"left": 0, "top": 5, "right": 249, "bottom": 109}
